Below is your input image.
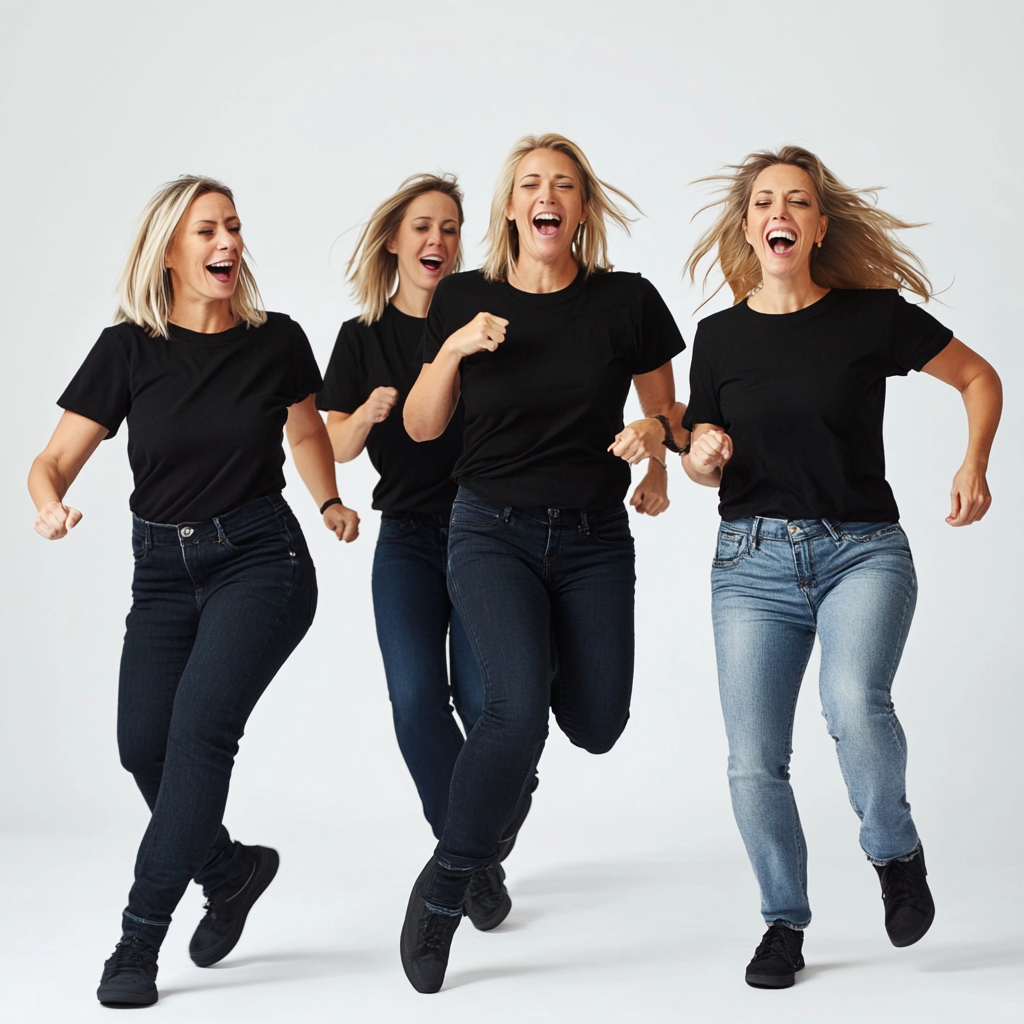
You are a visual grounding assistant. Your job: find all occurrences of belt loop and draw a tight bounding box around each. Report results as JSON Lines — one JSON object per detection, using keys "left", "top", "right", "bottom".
{"left": 502, "top": 506, "right": 512, "bottom": 524}
{"left": 752, "top": 516, "right": 762, "bottom": 549}
{"left": 213, "top": 516, "right": 227, "bottom": 544}
{"left": 580, "top": 510, "right": 590, "bottom": 535}
{"left": 823, "top": 518, "right": 841, "bottom": 543}
{"left": 145, "top": 520, "right": 153, "bottom": 553}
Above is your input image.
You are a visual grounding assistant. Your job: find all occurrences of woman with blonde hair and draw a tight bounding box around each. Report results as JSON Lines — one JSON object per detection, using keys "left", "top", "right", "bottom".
{"left": 29, "top": 175, "right": 359, "bottom": 1008}
{"left": 681, "top": 145, "right": 1001, "bottom": 989}
{"left": 318, "top": 173, "right": 514, "bottom": 929}
{"left": 399, "top": 133, "right": 687, "bottom": 993}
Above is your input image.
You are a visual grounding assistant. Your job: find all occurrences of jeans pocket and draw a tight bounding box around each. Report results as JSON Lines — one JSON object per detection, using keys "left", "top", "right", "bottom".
{"left": 712, "top": 528, "right": 748, "bottom": 568}
{"left": 839, "top": 522, "right": 904, "bottom": 544}
{"left": 587, "top": 508, "right": 633, "bottom": 548}
{"left": 450, "top": 500, "right": 502, "bottom": 528}
{"left": 131, "top": 533, "right": 149, "bottom": 562}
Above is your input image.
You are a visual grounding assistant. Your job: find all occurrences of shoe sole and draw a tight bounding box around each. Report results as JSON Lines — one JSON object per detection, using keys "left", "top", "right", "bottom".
{"left": 190, "top": 847, "right": 280, "bottom": 968}
{"left": 97, "top": 987, "right": 158, "bottom": 1007}
{"left": 890, "top": 904, "right": 935, "bottom": 948}
{"left": 401, "top": 861, "right": 446, "bottom": 994}
{"left": 745, "top": 971, "right": 797, "bottom": 989}
{"left": 465, "top": 892, "right": 512, "bottom": 931}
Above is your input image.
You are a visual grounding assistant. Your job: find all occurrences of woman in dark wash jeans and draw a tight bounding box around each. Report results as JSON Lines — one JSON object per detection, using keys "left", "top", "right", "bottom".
{"left": 318, "top": 173, "right": 517, "bottom": 929}
{"left": 28, "top": 176, "right": 359, "bottom": 1009}
{"left": 400, "top": 133, "right": 686, "bottom": 993}
{"left": 681, "top": 146, "right": 1002, "bottom": 990}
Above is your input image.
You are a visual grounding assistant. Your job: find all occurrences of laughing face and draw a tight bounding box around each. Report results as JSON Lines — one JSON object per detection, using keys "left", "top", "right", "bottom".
{"left": 505, "top": 148, "right": 586, "bottom": 267}
{"left": 164, "top": 190, "right": 242, "bottom": 307}
{"left": 742, "top": 163, "right": 828, "bottom": 282}
{"left": 386, "top": 190, "right": 460, "bottom": 294}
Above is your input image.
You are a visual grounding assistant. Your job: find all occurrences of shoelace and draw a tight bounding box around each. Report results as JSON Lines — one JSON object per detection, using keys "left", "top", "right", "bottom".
{"left": 107, "top": 944, "right": 155, "bottom": 976}
{"left": 753, "top": 927, "right": 801, "bottom": 966}
{"left": 467, "top": 867, "right": 504, "bottom": 911}
{"left": 881, "top": 859, "right": 927, "bottom": 911}
{"left": 420, "top": 912, "right": 457, "bottom": 950}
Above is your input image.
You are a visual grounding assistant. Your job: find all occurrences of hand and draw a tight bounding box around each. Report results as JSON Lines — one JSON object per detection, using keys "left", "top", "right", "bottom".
{"left": 360, "top": 387, "right": 398, "bottom": 424}
{"left": 443, "top": 312, "right": 509, "bottom": 358}
{"left": 688, "top": 429, "right": 733, "bottom": 475}
{"left": 609, "top": 418, "right": 662, "bottom": 465}
{"left": 629, "top": 460, "right": 670, "bottom": 516}
{"left": 946, "top": 463, "right": 991, "bottom": 526}
{"left": 34, "top": 500, "right": 82, "bottom": 540}
{"left": 324, "top": 503, "right": 360, "bottom": 542}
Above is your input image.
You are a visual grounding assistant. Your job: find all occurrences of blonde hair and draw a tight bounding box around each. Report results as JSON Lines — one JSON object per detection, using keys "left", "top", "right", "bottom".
{"left": 115, "top": 175, "right": 265, "bottom": 338}
{"left": 481, "top": 133, "right": 639, "bottom": 282}
{"left": 684, "top": 145, "right": 933, "bottom": 306}
{"left": 347, "top": 173, "right": 465, "bottom": 324}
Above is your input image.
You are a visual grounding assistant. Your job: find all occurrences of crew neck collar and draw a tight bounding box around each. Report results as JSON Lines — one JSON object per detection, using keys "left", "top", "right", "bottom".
{"left": 499, "top": 266, "right": 588, "bottom": 306}
{"left": 167, "top": 319, "right": 250, "bottom": 343}
{"left": 740, "top": 288, "right": 841, "bottom": 325}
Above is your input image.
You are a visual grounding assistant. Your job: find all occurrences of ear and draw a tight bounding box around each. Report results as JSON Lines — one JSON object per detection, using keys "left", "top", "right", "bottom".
{"left": 385, "top": 236, "right": 398, "bottom": 254}
{"left": 741, "top": 217, "right": 753, "bottom": 248}
{"left": 816, "top": 215, "right": 828, "bottom": 244}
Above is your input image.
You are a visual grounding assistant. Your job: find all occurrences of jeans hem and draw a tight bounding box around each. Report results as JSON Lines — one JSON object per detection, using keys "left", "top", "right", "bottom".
{"left": 423, "top": 900, "right": 463, "bottom": 917}
{"left": 864, "top": 840, "right": 922, "bottom": 867}
{"left": 122, "top": 911, "right": 169, "bottom": 928}
{"left": 764, "top": 918, "right": 810, "bottom": 931}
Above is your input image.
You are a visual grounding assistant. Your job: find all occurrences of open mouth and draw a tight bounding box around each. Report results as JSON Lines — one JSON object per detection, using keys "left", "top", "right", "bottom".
{"left": 206, "top": 261, "right": 234, "bottom": 282}
{"left": 420, "top": 255, "right": 444, "bottom": 272}
{"left": 533, "top": 212, "right": 562, "bottom": 237}
{"left": 767, "top": 230, "right": 796, "bottom": 254}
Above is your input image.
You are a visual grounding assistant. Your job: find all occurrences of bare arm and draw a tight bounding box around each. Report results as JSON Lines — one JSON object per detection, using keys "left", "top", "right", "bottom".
{"left": 404, "top": 312, "right": 509, "bottom": 441}
{"left": 921, "top": 337, "right": 1002, "bottom": 526}
{"left": 325, "top": 387, "right": 398, "bottom": 463}
{"left": 682, "top": 423, "right": 732, "bottom": 488}
{"left": 28, "top": 410, "right": 109, "bottom": 539}
{"left": 286, "top": 395, "right": 360, "bottom": 542}
{"left": 609, "top": 361, "right": 688, "bottom": 464}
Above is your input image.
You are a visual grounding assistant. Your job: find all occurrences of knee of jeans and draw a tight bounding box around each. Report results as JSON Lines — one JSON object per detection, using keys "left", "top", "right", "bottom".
{"left": 558, "top": 711, "right": 628, "bottom": 755}
{"left": 117, "top": 735, "right": 165, "bottom": 780}
{"left": 727, "top": 749, "right": 792, "bottom": 783}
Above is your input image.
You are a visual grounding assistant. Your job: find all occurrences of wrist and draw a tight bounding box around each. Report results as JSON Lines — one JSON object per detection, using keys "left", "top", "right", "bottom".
{"left": 319, "top": 496, "right": 342, "bottom": 515}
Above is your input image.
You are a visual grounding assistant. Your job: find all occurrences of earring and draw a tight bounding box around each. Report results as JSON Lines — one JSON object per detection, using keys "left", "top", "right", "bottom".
{"left": 817, "top": 240, "right": 823, "bottom": 248}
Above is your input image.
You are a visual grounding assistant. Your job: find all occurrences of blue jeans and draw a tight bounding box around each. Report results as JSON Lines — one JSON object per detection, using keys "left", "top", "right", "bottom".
{"left": 117, "top": 494, "right": 317, "bottom": 947}
{"left": 428, "top": 488, "right": 635, "bottom": 910}
{"left": 711, "top": 518, "right": 920, "bottom": 928}
{"left": 372, "top": 511, "right": 484, "bottom": 839}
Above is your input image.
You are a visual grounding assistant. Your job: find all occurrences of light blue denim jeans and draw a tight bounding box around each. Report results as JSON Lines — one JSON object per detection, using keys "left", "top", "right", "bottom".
{"left": 711, "top": 517, "right": 921, "bottom": 929}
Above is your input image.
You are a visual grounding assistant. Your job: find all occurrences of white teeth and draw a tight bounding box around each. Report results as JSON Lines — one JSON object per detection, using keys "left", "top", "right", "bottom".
{"left": 422, "top": 256, "right": 442, "bottom": 263}
{"left": 767, "top": 230, "right": 796, "bottom": 242}
{"left": 535, "top": 213, "right": 560, "bottom": 222}
{"left": 208, "top": 262, "right": 232, "bottom": 270}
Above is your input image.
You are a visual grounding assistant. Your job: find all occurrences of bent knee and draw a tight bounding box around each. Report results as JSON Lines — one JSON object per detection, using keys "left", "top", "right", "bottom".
{"left": 560, "top": 713, "right": 629, "bottom": 755}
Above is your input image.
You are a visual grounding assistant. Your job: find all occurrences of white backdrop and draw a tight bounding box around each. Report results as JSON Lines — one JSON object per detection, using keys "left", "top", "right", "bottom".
{"left": 0, "top": 2, "right": 1021, "bottom": 1019}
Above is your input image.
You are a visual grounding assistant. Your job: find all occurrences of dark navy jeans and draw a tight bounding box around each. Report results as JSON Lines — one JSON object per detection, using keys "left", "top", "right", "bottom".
{"left": 428, "top": 487, "right": 635, "bottom": 911}
{"left": 371, "top": 511, "right": 484, "bottom": 838}
{"left": 117, "top": 493, "right": 317, "bottom": 947}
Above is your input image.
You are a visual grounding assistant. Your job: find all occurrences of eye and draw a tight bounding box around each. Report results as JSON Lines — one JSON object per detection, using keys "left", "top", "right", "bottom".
{"left": 443, "top": 227, "right": 458, "bottom": 235}
{"left": 198, "top": 228, "right": 214, "bottom": 235}
{"left": 754, "top": 200, "right": 771, "bottom": 207}
{"left": 229, "top": 225, "right": 242, "bottom": 232}
{"left": 520, "top": 182, "right": 539, "bottom": 189}
{"left": 790, "top": 199, "right": 809, "bottom": 207}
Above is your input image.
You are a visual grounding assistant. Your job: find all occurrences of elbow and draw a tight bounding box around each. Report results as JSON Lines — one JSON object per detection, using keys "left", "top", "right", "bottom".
{"left": 403, "top": 415, "right": 439, "bottom": 443}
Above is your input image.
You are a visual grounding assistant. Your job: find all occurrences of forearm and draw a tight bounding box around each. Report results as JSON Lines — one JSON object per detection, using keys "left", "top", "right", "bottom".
{"left": 289, "top": 426, "right": 341, "bottom": 508}
{"left": 404, "top": 348, "right": 461, "bottom": 441}
{"left": 681, "top": 453, "right": 721, "bottom": 488}
{"left": 28, "top": 454, "right": 69, "bottom": 509}
{"left": 326, "top": 410, "right": 373, "bottom": 463}
{"left": 960, "top": 367, "right": 1002, "bottom": 470}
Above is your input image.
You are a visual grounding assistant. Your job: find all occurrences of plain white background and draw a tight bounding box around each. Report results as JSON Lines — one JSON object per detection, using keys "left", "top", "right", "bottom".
{"left": 1, "top": 2, "right": 1021, "bottom": 1021}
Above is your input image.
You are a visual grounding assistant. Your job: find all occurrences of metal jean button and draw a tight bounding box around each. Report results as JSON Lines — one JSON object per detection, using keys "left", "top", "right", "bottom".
{"left": 180, "top": 526, "right": 194, "bottom": 538}
{"left": 788, "top": 524, "right": 798, "bottom": 534}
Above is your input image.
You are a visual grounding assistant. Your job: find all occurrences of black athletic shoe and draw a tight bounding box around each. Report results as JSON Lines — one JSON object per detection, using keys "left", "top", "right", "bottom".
{"left": 745, "top": 921, "right": 805, "bottom": 989}
{"left": 463, "top": 862, "right": 512, "bottom": 931}
{"left": 189, "top": 844, "right": 279, "bottom": 967}
{"left": 96, "top": 937, "right": 159, "bottom": 1007}
{"left": 497, "top": 792, "right": 532, "bottom": 863}
{"left": 400, "top": 859, "right": 462, "bottom": 994}
{"left": 874, "top": 845, "right": 935, "bottom": 947}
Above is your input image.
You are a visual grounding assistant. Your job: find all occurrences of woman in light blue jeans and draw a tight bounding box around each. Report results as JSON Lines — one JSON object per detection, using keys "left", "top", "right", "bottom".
{"left": 681, "top": 146, "right": 1002, "bottom": 989}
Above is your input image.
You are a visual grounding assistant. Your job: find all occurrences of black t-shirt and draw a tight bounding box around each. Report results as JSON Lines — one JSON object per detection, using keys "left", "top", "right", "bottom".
{"left": 682, "top": 289, "right": 953, "bottom": 521}
{"left": 422, "top": 269, "right": 686, "bottom": 509}
{"left": 316, "top": 304, "right": 463, "bottom": 515}
{"left": 58, "top": 313, "right": 322, "bottom": 523}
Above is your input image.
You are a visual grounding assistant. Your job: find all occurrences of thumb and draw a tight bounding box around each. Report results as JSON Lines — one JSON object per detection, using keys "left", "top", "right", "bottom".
{"left": 946, "top": 490, "right": 961, "bottom": 524}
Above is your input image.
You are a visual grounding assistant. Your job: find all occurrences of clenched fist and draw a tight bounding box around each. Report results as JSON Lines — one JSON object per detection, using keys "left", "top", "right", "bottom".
{"left": 443, "top": 312, "right": 509, "bottom": 358}
{"left": 688, "top": 429, "right": 733, "bottom": 476}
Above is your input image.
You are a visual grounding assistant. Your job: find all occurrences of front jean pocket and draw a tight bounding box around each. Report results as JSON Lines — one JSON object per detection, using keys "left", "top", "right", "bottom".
{"left": 712, "top": 528, "right": 748, "bottom": 568}
{"left": 838, "top": 522, "right": 904, "bottom": 544}
{"left": 587, "top": 509, "right": 633, "bottom": 548}
{"left": 449, "top": 501, "right": 502, "bottom": 529}
{"left": 131, "top": 534, "right": 149, "bottom": 562}
{"left": 220, "top": 515, "right": 297, "bottom": 557}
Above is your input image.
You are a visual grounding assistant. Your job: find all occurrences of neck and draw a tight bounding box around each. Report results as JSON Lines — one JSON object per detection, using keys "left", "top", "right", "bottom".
{"left": 168, "top": 297, "right": 236, "bottom": 333}
{"left": 747, "top": 268, "right": 829, "bottom": 314}
{"left": 507, "top": 251, "right": 578, "bottom": 294}
{"left": 390, "top": 280, "right": 432, "bottom": 319}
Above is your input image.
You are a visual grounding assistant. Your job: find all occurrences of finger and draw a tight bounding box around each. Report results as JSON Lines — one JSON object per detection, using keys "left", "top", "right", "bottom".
{"left": 947, "top": 489, "right": 960, "bottom": 523}
{"left": 66, "top": 508, "right": 83, "bottom": 530}
{"left": 343, "top": 515, "right": 360, "bottom": 542}
{"left": 629, "top": 486, "right": 642, "bottom": 507}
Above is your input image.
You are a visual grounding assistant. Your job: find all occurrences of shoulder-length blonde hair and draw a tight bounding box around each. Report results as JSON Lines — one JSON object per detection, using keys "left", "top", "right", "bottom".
{"left": 115, "top": 175, "right": 266, "bottom": 338}
{"left": 684, "top": 145, "right": 933, "bottom": 306}
{"left": 481, "top": 133, "right": 639, "bottom": 282}
{"left": 347, "top": 173, "right": 465, "bottom": 324}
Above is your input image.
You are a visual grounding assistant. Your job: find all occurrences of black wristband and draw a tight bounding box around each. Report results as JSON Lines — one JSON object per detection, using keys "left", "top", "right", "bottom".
{"left": 319, "top": 497, "right": 343, "bottom": 515}
{"left": 655, "top": 414, "right": 684, "bottom": 454}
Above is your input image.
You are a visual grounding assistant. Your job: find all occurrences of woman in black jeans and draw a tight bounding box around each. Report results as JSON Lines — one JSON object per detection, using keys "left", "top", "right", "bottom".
{"left": 28, "top": 176, "right": 359, "bottom": 1009}
{"left": 401, "top": 132, "right": 686, "bottom": 993}
{"left": 319, "top": 173, "right": 515, "bottom": 927}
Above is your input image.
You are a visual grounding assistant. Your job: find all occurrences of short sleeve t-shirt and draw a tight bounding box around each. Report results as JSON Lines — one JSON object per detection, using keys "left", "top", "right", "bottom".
{"left": 422, "top": 269, "right": 686, "bottom": 509}
{"left": 316, "top": 304, "right": 463, "bottom": 515}
{"left": 58, "top": 312, "right": 322, "bottom": 523}
{"left": 682, "top": 289, "right": 953, "bottom": 521}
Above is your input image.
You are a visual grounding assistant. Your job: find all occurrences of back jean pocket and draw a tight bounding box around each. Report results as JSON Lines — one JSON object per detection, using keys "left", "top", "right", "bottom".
{"left": 712, "top": 528, "right": 748, "bottom": 567}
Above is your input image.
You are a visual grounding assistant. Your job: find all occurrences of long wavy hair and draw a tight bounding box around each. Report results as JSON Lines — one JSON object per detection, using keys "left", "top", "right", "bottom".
{"left": 115, "top": 175, "right": 265, "bottom": 337}
{"left": 346, "top": 173, "right": 465, "bottom": 324}
{"left": 684, "top": 145, "right": 934, "bottom": 306}
{"left": 481, "top": 133, "right": 639, "bottom": 282}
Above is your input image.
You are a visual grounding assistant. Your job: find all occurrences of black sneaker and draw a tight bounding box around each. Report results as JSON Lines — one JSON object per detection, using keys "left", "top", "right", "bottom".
{"left": 745, "top": 922, "right": 805, "bottom": 989}
{"left": 189, "top": 844, "right": 279, "bottom": 967}
{"left": 497, "top": 792, "right": 532, "bottom": 863}
{"left": 400, "top": 859, "right": 462, "bottom": 994}
{"left": 874, "top": 845, "right": 935, "bottom": 947}
{"left": 96, "top": 937, "right": 159, "bottom": 1007}
{"left": 463, "top": 862, "right": 512, "bottom": 931}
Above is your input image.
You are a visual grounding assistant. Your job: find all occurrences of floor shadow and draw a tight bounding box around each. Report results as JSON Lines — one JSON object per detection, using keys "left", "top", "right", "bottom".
{"left": 488, "top": 907, "right": 544, "bottom": 932}
{"left": 919, "top": 941, "right": 1024, "bottom": 973}
{"left": 443, "top": 962, "right": 569, "bottom": 990}
{"left": 801, "top": 960, "right": 857, "bottom": 980}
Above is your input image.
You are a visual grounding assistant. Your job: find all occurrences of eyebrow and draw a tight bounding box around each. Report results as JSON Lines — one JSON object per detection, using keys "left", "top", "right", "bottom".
{"left": 411, "top": 216, "right": 459, "bottom": 224}
{"left": 192, "top": 216, "right": 241, "bottom": 225}
{"left": 754, "top": 189, "right": 810, "bottom": 196}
